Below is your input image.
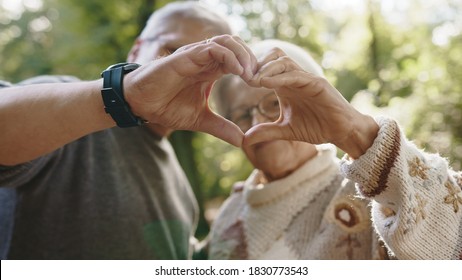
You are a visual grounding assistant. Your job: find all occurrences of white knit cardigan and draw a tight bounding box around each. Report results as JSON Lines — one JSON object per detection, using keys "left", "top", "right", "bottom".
{"left": 208, "top": 117, "right": 462, "bottom": 260}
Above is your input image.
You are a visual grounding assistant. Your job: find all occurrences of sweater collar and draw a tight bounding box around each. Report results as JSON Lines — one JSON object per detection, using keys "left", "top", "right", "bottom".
{"left": 244, "top": 144, "right": 338, "bottom": 207}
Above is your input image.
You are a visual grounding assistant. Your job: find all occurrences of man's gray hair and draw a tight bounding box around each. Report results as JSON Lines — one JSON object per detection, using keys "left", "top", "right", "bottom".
{"left": 140, "top": 1, "right": 232, "bottom": 39}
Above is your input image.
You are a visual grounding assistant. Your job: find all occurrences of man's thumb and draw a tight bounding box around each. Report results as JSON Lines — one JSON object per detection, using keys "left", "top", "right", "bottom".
{"left": 198, "top": 110, "right": 244, "bottom": 147}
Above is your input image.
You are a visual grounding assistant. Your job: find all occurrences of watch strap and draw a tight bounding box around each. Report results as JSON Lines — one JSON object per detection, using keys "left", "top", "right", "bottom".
{"left": 101, "top": 63, "right": 145, "bottom": 127}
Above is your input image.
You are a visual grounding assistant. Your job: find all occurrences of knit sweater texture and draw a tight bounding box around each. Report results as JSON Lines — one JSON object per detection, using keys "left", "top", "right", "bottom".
{"left": 209, "top": 117, "right": 462, "bottom": 259}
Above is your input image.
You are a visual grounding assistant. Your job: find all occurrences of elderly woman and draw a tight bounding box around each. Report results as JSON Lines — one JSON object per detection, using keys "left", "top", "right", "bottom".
{"left": 207, "top": 39, "right": 462, "bottom": 260}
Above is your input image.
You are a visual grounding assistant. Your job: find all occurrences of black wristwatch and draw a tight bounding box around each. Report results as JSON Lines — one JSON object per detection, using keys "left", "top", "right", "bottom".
{"left": 101, "top": 62, "right": 145, "bottom": 127}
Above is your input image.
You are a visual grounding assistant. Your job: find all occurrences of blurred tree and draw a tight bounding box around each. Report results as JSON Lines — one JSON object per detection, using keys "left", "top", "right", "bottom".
{"left": 0, "top": 0, "right": 162, "bottom": 81}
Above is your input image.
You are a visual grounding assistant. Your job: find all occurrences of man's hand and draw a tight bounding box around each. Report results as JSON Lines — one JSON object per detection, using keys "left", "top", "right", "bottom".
{"left": 244, "top": 47, "right": 379, "bottom": 159}
{"left": 124, "top": 35, "right": 257, "bottom": 147}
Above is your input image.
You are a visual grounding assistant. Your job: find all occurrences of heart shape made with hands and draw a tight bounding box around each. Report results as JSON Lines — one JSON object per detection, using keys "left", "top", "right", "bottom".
{"left": 206, "top": 60, "right": 359, "bottom": 153}
{"left": 207, "top": 65, "right": 378, "bottom": 163}
{"left": 136, "top": 35, "right": 360, "bottom": 153}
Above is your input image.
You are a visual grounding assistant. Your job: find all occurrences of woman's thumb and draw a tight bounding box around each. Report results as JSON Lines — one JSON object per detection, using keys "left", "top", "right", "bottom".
{"left": 243, "top": 122, "right": 286, "bottom": 147}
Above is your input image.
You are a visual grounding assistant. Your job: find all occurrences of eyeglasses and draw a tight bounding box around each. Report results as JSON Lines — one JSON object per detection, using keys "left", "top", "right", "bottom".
{"left": 229, "top": 93, "right": 280, "bottom": 132}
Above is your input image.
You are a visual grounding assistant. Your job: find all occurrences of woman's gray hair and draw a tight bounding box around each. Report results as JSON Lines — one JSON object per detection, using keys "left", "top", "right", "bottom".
{"left": 251, "top": 39, "right": 324, "bottom": 77}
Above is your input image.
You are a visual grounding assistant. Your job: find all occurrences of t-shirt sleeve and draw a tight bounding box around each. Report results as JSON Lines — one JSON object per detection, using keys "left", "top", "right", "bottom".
{"left": 0, "top": 153, "right": 55, "bottom": 188}
{"left": 0, "top": 76, "right": 78, "bottom": 189}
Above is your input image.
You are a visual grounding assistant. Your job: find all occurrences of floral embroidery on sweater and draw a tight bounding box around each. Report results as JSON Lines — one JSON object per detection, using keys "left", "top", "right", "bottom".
{"left": 380, "top": 206, "right": 396, "bottom": 218}
{"left": 408, "top": 157, "right": 429, "bottom": 180}
{"left": 444, "top": 180, "right": 462, "bottom": 213}
{"left": 341, "top": 117, "right": 462, "bottom": 259}
{"left": 412, "top": 194, "right": 427, "bottom": 223}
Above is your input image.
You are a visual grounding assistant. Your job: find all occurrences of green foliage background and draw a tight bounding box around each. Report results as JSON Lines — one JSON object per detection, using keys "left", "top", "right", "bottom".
{"left": 1, "top": 0, "right": 461, "bottom": 239}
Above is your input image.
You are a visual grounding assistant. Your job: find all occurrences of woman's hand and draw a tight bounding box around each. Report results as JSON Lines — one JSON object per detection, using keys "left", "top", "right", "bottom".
{"left": 244, "top": 48, "right": 379, "bottom": 158}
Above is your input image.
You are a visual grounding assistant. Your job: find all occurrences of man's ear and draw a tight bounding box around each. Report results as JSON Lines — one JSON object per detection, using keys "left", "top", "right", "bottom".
{"left": 127, "top": 38, "right": 142, "bottom": 62}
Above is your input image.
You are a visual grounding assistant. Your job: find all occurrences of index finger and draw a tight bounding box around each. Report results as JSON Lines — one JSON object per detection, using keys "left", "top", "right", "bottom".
{"left": 208, "top": 35, "right": 257, "bottom": 81}
{"left": 256, "top": 47, "right": 288, "bottom": 69}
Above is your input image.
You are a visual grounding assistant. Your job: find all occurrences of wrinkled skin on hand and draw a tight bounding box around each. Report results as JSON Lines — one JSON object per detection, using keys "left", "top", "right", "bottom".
{"left": 243, "top": 47, "right": 355, "bottom": 144}
{"left": 125, "top": 35, "right": 257, "bottom": 147}
{"left": 242, "top": 47, "right": 379, "bottom": 160}
{"left": 125, "top": 37, "right": 376, "bottom": 154}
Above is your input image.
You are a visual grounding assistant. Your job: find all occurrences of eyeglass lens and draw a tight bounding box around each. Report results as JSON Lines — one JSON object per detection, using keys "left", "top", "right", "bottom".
{"left": 231, "top": 93, "right": 280, "bottom": 131}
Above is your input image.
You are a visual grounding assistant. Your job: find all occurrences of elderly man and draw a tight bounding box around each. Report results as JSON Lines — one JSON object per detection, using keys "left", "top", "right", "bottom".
{"left": 0, "top": 1, "right": 254, "bottom": 259}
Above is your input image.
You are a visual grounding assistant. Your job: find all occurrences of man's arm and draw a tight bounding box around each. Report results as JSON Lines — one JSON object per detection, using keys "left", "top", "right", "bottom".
{"left": 0, "top": 80, "right": 114, "bottom": 166}
{"left": 1, "top": 35, "right": 256, "bottom": 166}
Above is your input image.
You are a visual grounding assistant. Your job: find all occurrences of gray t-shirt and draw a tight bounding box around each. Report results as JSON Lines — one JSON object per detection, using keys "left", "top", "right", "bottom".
{"left": 0, "top": 77, "right": 198, "bottom": 259}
